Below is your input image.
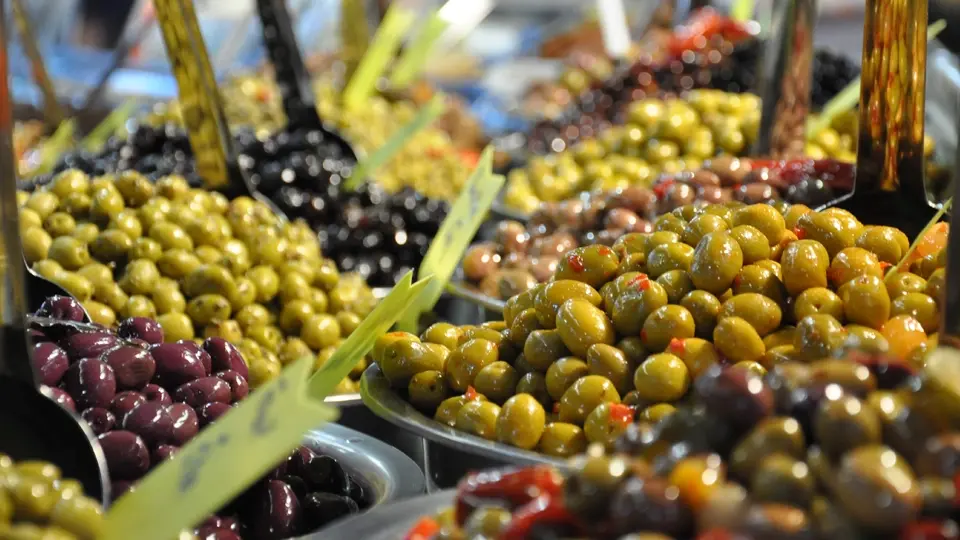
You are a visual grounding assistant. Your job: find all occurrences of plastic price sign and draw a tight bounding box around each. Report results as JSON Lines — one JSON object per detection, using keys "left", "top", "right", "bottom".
{"left": 730, "top": 0, "right": 755, "bottom": 22}
{"left": 36, "top": 120, "right": 77, "bottom": 174}
{"left": 342, "top": 3, "right": 416, "bottom": 110}
{"left": 152, "top": 0, "right": 236, "bottom": 190}
{"left": 595, "top": 0, "right": 631, "bottom": 60}
{"left": 397, "top": 147, "right": 504, "bottom": 331}
{"left": 345, "top": 94, "right": 446, "bottom": 190}
{"left": 308, "top": 271, "right": 434, "bottom": 398}
{"left": 807, "top": 19, "right": 946, "bottom": 138}
{"left": 389, "top": 11, "right": 448, "bottom": 89}
{"left": 101, "top": 354, "right": 339, "bottom": 540}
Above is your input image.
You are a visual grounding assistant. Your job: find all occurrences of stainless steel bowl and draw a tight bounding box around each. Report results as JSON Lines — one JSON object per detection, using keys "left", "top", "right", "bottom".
{"left": 360, "top": 364, "right": 566, "bottom": 490}
{"left": 308, "top": 490, "right": 454, "bottom": 540}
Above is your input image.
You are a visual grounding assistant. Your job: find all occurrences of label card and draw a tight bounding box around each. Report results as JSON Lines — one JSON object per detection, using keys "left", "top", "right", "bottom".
{"left": 389, "top": 11, "right": 448, "bottom": 89}
{"left": 342, "top": 3, "right": 416, "bottom": 110}
{"left": 595, "top": 0, "right": 631, "bottom": 59}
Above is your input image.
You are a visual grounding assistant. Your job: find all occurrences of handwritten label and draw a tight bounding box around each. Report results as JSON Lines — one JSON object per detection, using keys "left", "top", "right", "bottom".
{"left": 11, "top": 0, "right": 66, "bottom": 128}
{"left": 153, "top": 0, "right": 235, "bottom": 190}
{"left": 730, "top": 0, "right": 755, "bottom": 22}
{"left": 807, "top": 19, "right": 946, "bottom": 138}
{"left": 345, "top": 94, "right": 447, "bottom": 190}
{"left": 308, "top": 271, "right": 433, "bottom": 398}
{"left": 342, "top": 3, "right": 416, "bottom": 110}
{"left": 389, "top": 11, "right": 448, "bottom": 89}
{"left": 595, "top": 0, "right": 631, "bottom": 59}
{"left": 36, "top": 120, "right": 77, "bottom": 174}
{"left": 398, "top": 147, "right": 503, "bottom": 331}
{"left": 101, "top": 355, "right": 338, "bottom": 540}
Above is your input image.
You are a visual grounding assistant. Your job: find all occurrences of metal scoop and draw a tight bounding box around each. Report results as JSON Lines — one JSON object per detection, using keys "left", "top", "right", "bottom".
{"left": 151, "top": 0, "right": 288, "bottom": 220}
{"left": 0, "top": 0, "right": 109, "bottom": 503}
{"left": 255, "top": 0, "right": 360, "bottom": 164}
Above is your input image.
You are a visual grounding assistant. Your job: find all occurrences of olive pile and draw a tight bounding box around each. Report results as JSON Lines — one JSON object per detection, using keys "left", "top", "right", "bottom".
{"left": 0, "top": 454, "right": 103, "bottom": 539}
{"left": 30, "top": 296, "right": 250, "bottom": 497}
{"left": 373, "top": 202, "right": 945, "bottom": 458}
{"left": 194, "top": 446, "right": 369, "bottom": 539}
{"left": 503, "top": 90, "right": 886, "bottom": 214}
{"left": 414, "top": 346, "right": 959, "bottom": 539}
{"left": 19, "top": 169, "right": 376, "bottom": 393}
{"left": 469, "top": 159, "right": 859, "bottom": 301}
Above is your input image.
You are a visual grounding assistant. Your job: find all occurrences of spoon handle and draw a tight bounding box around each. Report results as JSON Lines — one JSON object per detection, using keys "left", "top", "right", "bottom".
{"left": 255, "top": 0, "right": 323, "bottom": 130}
{"left": 751, "top": 0, "right": 817, "bottom": 157}
{"left": 0, "top": 0, "right": 39, "bottom": 386}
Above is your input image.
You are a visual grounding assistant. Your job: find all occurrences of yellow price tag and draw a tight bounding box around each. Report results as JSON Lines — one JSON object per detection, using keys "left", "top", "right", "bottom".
{"left": 342, "top": 3, "right": 416, "bottom": 110}
{"left": 101, "top": 355, "right": 338, "bottom": 540}
{"left": 398, "top": 147, "right": 504, "bottom": 331}
{"left": 389, "top": 11, "right": 448, "bottom": 89}
{"left": 729, "top": 0, "right": 755, "bottom": 22}
{"left": 36, "top": 119, "right": 77, "bottom": 174}
{"left": 807, "top": 19, "right": 946, "bottom": 138}
{"left": 309, "top": 271, "right": 433, "bottom": 398}
{"left": 346, "top": 94, "right": 447, "bottom": 190}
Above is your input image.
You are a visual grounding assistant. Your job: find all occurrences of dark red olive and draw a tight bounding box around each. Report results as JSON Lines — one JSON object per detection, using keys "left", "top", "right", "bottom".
{"left": 249, "top": 480, "right": 302, "bottom": 539}
{"left": 28, "top": 328, "right": 51, "bottom": 343}
{"left": 98, "top": 430, "right": 150, "bottom": 480}
{"left": 46, "top": 386, "right": 76, "bottom": 412}
{"left": 142, "top": 383, "right": 172, "bottom": 405}
{"left": 289, "top": 449, "right": 348, "bottom": 495}
{"left": 203, "top": 338, "right": 248, "bottom": 380}
{"left": 214, "top": 370, "right": 249, "bottom": 402}
{"left": 36, "top": 295, "right": 86, "bottom": 322}
{"left": 217, "top": 517, "right": 240, "bottom": 533}
{"left": 117, "top": 317, "right": 165, "bottom": 345}
{"left": 111, "top": 480, "right": 136, "bottom": 499}
{"left": 281, "top": 475, "right": 308, "bottom": 500}
{"left": 62, "top": 331, "right": 119, "bottom": 361}
{"left": 80, "top": 407, "right": 116, "bottom": 435}
{"left": 608, "top": 476, "right": 694, "bottom": 538}
{"left": 151, "top": 444, "right": 179, "bottom": 467}
{"left": 64, "top": 358, "right": 117, "bottom": 409}
{"left": 166, "top": 403, "right": 200, "bottom": 445}
{"left": 110, "top": 391, "right": 147, "bottom": 420}
{"left": 195, "top": 528, "right": 241, "bottom": 540}
{"left": 847, "top": 350, "right": 916, "bottom": 390}
{"left": 102, "top": 346, "right": 156, "bottom": 390}
{"left": 31, "top": 341, "right": 69, "bottom": 386}
{"left": 174, "top": 377, "right": 232, "bottom": 408}
{"left": 693, "top": 365, "right": 774, "bottom": 432}
{"left": 150, "top": 343, "right": 207, "bottom": 389}
{"left": 302, "top": 492, "right": 360, "bottom": 529}
{"left": 122, "top": 402, "right": 174, "bottom": 446}
{"left": 914, "top": 433, "right": 960, "bottom": 478}
{"left": 196, "top": 402, "right": 231, "bottom": 427}
{"left": 177, "top": 340, "right": 212, "bottom": 375}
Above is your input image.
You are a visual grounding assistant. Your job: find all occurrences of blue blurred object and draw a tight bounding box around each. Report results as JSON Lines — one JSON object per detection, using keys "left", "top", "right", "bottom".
{"left": 434, "top": 80, "right": 530, "bottom": 136}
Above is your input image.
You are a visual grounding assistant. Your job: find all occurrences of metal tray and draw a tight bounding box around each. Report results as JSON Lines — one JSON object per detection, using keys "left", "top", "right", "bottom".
{"left": 309, "top": 490, "right": 454, "bottom": 540}
{"left": 360, "top": 364, "right": 566, "bottom": 490}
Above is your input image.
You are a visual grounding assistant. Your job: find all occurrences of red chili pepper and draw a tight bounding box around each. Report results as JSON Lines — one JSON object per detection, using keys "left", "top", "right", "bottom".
{"left": 454, "top": 466, "right": 564, "bottom": 525}
{"left": 668, "top": 338, "right": 686, "bottom": 355}
{"left": 500, "top": 495, "right": 583, "bottom": 540}
{"left": 598, "top": 246, "right": 613, "bottom": 257}
{"left": 464, "top": 386, "right": 480, "bottom": 401}
{"left": 567, "top": 253, "right": 585, "bottom": 273}
{"left": 608, "top": 403, "right": 635, "bottom": 425}
{"left": 653, "top": 179, "right": 675, "bottom": 199}
{"left": 793, "top": 226, "right": 807, "bottom": 240}
{"left": 405, "top": 517, "right": 441, "bottom": 540}
{"left": 640, "top": 329, "right": 648, "bottom": 342}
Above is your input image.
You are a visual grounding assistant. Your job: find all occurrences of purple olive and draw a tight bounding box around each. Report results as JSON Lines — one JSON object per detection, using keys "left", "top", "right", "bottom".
{"left": 126, "top": 338, "right": 151, "bottom": 350}
{"left": 98, "top": 430, "right": 150, "bottom": 480}
{"left": 151, "top": 444, "right": 179, "bottom": 467}
{"left": 150, "top": 343, "right": 207, "bottom": 389}
{"left": 117, "top": 317, "right": 165, "bottom": 344}
{"left": 62, "top": 331, "right": 119, "bottom": 361}
{"left": 102, "top": 346, "right": 156, "bottom": 390}
{"left": 218, "top": 517, "right": 240, "bottom": 533}
{"left": 64, "top": 358, "right": 117, "bottom": 410}
{"left": 250, "top": 480, "right": 302, "bottom": 539}
{"left": 174, "top": 377, "right": 232, "bottom": 408}
{"left": 281, "top": 475, "right": 308, "bottom": 500}
{"left": 196, "top": 402, "right": 231, "bottom": 427}
{"left": 28, "top": 328, "right": 51, "bottom": 343}
{"left": 80, "top": 407, "right": 116, "bottom": 435}
{"left": 36, "top": 295, "right": 86, "bottom": 322}
{"left": 142, "top": 384, "right": 172, "bottom": 405}
{"left": 166, "top": 403, "right": 200, "bottom": 445}
{"left": 214, "top": 370, "right": 249, "bottom": 402}
{"left": 111, "top": 480, "right": 136, "bottom": 499}
{"left": 693, "top": 365, "right": 774, "bottom": 432}
{"left": 177, "top": 340, "right": 213, "bottom": 375}
{"left": 289, "top": 450, "right": 348, "bottom": 494}
{"left": 203, "top": 338, "right": 248, "bottom": 380}
{"left": 302, "top": 492, "right": 360, "bottom": 529}
{"left": 45, "top": 386, "right": 76, "bottom": 412}
{"left": 122, "top": 402, "right": 174, "bottom": 447}
{"left": 195, "top": 528, "right": 241, "bottom": 540}
{"left": 110, "top": 391, "right": 147, "bottom": 420}
{"left": 31, "top": 341, "right": 69, "bottom": 386}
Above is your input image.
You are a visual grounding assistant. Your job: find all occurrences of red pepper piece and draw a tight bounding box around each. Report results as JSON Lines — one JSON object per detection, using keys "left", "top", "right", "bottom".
{"left": 464, "top": 386, "right": 480, "bottom": 401}
{"left": 454, "top": 466, "right": 564, "bottom": 525}
{"left": 608, "top": 403, "right": 635, "bottom": 425}
{"left": 792, "top": 226, "right": 806, "bottom": 240}
{"left": 405, "top": 517, "right": 441, "bottom": 540}
{"left": 567, "top": 253, "right": 586, "bottom": 273}
{"left": 668, "top": 337, "right": 686, "bottom": 355}
{"left": 500, "top": 495, "right": 583, "bottom": 540}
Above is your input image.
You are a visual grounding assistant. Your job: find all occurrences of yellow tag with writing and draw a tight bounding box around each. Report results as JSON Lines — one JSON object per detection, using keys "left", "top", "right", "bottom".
{"left": 36, "top": 119, "right": 77, "bottom": 174}
{"left": 729, "top": 0, "right": 755, "bottom": 22}
{"left": 389, "top": 11, "right": 448, "bottom": 89}
{"left": 308, "top": 271, "right": 433, "bottom": 398}
{"left": 807, "top": 19, "right": 946, "bottom": 138}
{"left": 346, "top": 94, "right": 446, "bottom": 191}
{"left": 342, "top": 3, "right": 416, "bottom": 110}
{"left": 101, "top": 355, "right": 338, "bottom": 540}
{"left": 11, "top": 0, "right": 66, "bottom": 128}
{"left": 398, "top": 147, "right": 504, "bottom": 331}
{"left": 153, "top": 0, "right": 235, "bottom": 190}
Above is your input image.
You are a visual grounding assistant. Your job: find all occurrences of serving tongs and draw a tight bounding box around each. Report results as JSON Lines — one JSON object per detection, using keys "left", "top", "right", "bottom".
{"left": 0, "top": 0, "right": 109, "bottom": 503}
{"left": 255, "top": 0, "right": 360, "bottom": 165}
{"left": 150, "top": 0, "right": 287, "bottom": 220}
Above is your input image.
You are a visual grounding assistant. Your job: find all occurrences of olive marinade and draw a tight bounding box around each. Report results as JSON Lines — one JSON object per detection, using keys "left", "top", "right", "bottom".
{"left": 374, "top": 201, "right": 943, "bottom": 457}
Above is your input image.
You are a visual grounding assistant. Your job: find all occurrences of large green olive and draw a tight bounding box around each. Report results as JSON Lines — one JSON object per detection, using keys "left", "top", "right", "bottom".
{"left": 690, "top": 232, "right": 743, "bottom": 295}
